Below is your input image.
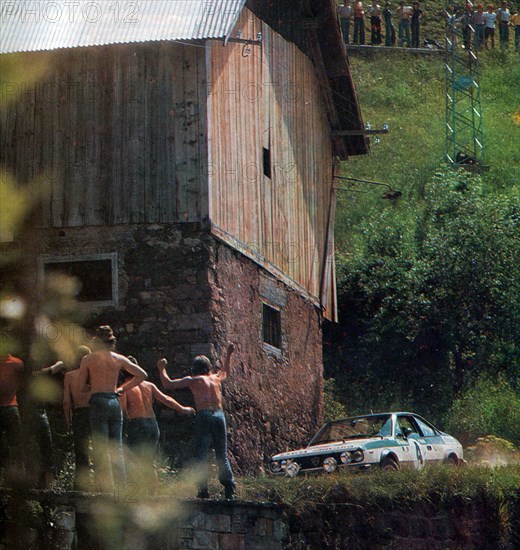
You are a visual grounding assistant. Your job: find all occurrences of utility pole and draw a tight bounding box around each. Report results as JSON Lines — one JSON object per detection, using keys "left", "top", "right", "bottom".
{"left": 445, "top": 2, "right": 487, "bottom": 171}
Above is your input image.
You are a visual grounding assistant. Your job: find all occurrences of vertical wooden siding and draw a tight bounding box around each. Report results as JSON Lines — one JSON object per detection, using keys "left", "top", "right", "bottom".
{"left": 0, "top": 43, "right": 207, "bottom": 226}
{"left": 208, "top": 9, "right": 335, "bottom": 308}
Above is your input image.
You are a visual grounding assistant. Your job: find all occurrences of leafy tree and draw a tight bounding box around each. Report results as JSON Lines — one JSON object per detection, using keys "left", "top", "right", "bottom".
{"left": 325, "top": 168, "right": 520, "bottom": 424}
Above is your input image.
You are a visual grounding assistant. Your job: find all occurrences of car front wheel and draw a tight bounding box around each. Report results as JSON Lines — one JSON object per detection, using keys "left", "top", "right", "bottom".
{"left": 381, "top": 457, "right": 400, "bottom": 471}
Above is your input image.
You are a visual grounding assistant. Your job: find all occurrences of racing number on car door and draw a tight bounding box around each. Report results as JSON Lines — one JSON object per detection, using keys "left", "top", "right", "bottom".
{"left": 397, "top": 415, "right": 428, "bottom": 467}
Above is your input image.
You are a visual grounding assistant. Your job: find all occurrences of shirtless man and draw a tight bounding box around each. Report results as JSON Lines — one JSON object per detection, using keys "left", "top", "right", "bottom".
{"left": 121, "top": 358, "right": 195, "bottom": 494}
{"left": 157, "top": 343, "right": 236, "bottom": 499}
{"left": 0, "top": 353, "right": 24, "bottom": 483}
{"left": 63, "top": 345, "right": 92, "bottom": 488}
{"left": 78, "top": 326, "right": 147, "bottom": 490}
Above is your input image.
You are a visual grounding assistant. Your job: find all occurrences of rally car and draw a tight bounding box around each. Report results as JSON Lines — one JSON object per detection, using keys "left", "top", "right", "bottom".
{"left": 269, "top": 412, "right": 463, "bottom": 476}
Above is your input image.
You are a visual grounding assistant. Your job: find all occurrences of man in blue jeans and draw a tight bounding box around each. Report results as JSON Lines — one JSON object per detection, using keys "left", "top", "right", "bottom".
{"left": 157, "top": 343, "right": 236, "bottom": 499}
{"left": 78, "top": 326, "right": 147, "bottom": 491}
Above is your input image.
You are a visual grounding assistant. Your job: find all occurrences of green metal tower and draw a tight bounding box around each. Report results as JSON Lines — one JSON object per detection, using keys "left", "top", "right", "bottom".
{"left": 445, "top": 3, "right": 487, "bottom": 171}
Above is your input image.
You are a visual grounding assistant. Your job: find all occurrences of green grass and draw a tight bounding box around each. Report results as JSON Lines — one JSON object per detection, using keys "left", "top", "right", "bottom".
{"left": 336, "top": 49, "right": 520, "bottom": 248}
{"left": 240, "top": 464, "right": 520, "bottom": 509}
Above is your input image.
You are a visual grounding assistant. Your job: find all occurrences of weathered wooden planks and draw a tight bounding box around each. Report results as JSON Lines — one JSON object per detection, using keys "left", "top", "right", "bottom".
{"left": 0, "top": 43, "right": 207, "bottom": 227}
{"left": 208, "top": 9, "right": 334, "bottom": 306}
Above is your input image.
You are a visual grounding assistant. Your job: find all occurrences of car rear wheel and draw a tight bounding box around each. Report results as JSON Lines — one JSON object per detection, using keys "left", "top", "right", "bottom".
{"left": 381, "top": 457, "right": 400, "bottom": 471}
{"left": 446, "top": 454, "right": 459, "bottom": 466}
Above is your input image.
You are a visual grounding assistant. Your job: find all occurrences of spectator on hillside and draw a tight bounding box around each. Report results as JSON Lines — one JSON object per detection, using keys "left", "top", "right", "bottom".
{"left": 511, "top": 6, "right": 520, "bottom": 50}
{"left": 411, "top": 1, "right": 424, "bottom": 48}
{"left": 383, "top": 2, "right": 396, "bottom": 45}
{"left": 353, "top": 1, "right": 366, "bottom": 44}
{"left": 446, "top": 5, "right": 459, "bottom": 48}
{"left": 484, "top": 5, "right": 498, "bottom": 48}
{"left": 473, "top": 4, "right": 487, "bottom": 49}
{"left": 497, "top": 2, "right": 511, "bottom": 48}
{"left": 397, "top": 1, "right": 412, "bottom": 47}
{"left": 370, "top": 0, "right": 383, "bottom": 44}
{"left": 459, "top": 3, "right": 473, "bottom": 49}
{"left": 338, "top": 0, "right": 353, "bottom": 44}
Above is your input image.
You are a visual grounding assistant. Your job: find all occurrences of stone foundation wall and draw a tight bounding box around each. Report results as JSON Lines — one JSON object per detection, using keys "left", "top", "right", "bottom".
{"left": 208, "top": 240, "right": 324, "bottom": 475}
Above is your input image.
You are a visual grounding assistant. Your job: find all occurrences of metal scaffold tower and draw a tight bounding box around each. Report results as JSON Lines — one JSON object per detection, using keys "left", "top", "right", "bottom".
{"left": 445, "top": 2, "right": 487, "bottom": 171}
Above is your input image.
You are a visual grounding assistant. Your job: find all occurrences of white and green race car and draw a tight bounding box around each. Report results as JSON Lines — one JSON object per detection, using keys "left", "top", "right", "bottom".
{"left": 269, "top": 412, "right": 464, "bottom": 476}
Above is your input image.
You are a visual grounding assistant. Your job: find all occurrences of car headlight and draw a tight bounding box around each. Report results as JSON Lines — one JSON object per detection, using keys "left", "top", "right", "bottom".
{"left": 340, "top": 451, "right": 352, "bottom": 464}
{"left": 323, "top": 456, "right": 337, "bottom": 473}
{"left": 270, "top": 460, "right": 281, "bottom": 473}
{"left": 351, "top": 450, "right": 364, "bottom": 463}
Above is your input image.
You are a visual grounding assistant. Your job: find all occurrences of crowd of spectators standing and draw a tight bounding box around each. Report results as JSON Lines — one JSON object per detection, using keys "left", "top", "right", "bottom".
{"left": 0, "top": 326, "right": 236, "bottom": 500}
{"left": 337, "top": 0, "right": 520, "bottom": 50}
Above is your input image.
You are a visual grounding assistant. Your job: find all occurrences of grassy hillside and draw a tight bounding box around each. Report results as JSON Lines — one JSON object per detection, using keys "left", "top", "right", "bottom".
{"left": 335, "top": 49, "right": 520, "bottom": 246}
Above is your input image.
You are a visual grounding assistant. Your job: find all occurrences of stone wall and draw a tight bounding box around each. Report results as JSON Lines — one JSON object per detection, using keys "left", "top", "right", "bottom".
{"left": 2, "top": 490, "right": 518, "bottom": 550}
{"left": 282, "top": 496, "right": 519, "bottom": 549}
{"left": 20, "top": 223, "right": 324, "bottom": 474}
{"left": 0, "top": 492, "right": 282, "bottom": 550}
{"left": 208, "top": 239, "right": 324, "bottom": 475}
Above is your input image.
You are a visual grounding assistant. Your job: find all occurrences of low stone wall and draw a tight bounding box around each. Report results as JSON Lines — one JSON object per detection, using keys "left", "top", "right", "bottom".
{"left": 2, "top": 489, "right": 518, "bottom": 549}
{"left": 282, "top": 495, "right": 519, "bottom": 549}
{"left": 0, "top": 492, "right": 282, "bottom": 550}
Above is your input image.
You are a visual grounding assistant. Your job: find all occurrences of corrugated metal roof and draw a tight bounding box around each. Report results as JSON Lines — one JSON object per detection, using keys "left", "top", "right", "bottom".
{"left": 0, "top": 0, "right": 247, "bottom": 53}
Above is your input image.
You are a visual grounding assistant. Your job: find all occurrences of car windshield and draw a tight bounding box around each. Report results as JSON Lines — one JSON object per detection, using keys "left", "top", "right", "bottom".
{"left": 309, "top": 415, "right": 393, "bottom": 446}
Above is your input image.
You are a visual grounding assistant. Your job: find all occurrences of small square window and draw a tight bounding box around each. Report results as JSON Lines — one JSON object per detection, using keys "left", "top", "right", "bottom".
{"left": 262, "top": 303, "right": 281, "bottom": 349}
{"left": 39, "top": 253, "right": 118, "bottom": 306}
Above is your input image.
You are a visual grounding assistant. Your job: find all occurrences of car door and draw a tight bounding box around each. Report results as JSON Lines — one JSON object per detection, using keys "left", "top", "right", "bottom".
{"left": 413, "top": 415, "right": 446, "bottom": 463}
{"left": 395, "top": 415, "right": 425, "bottom": 469}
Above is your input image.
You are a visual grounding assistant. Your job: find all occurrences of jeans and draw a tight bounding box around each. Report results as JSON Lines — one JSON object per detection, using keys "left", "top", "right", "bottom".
{"left": 340, "top": 18, "right": 351, "bottom": 44}
{"left": 385, "top": 22, "right": 394, "bottom": 46}
{"left": 0, "top": 406, "right": 22, "bottom": 474}
{"left": 89, "top": 393, "right": 126, "bottom": 489}
{"left": 399, "top": 19, "right": 411, "bottom": 47}
{"left": 353, "top": 17, "right": 365, "bottom": 44}
{"left": 515, "top": 25, "right": 520, "bottom": 50}
{"left": 194, "top": 410, "right": 235, "bottom": 494}
{"left": 72, "top": 407, "right": 91, "bottom": 487}
{"left": 411, "top": 20, "right": 420, "bottom": 48}
{"left": 127, "top": 417, "right": 159, "bottom": 450}
{"left": 499, "top": 22, "right": 509, "bottom": 48}
{"left": 33, "top": 407, "right": 54, "bottom": 471}
{"left": 474, "top": 24, "right": 486, "bottom": 49}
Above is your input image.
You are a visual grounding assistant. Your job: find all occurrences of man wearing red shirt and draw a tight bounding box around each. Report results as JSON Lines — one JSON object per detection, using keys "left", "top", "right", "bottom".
{"left": 0, "top": 354, "right": 25, "bottom": 480}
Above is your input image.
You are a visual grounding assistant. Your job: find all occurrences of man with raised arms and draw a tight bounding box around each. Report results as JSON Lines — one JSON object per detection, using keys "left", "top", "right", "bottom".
{"left": 157, "top": 343, "right": 236, "bottom": 499}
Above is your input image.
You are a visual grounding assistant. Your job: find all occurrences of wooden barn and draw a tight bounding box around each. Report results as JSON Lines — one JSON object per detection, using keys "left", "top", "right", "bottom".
{"left": 0, "top": 0, "right": 367, "bottom": 472}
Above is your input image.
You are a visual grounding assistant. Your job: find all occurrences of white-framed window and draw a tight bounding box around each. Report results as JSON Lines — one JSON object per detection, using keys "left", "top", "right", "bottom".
{"left": 38, "top": 253, "right": 118, "bottom": 307}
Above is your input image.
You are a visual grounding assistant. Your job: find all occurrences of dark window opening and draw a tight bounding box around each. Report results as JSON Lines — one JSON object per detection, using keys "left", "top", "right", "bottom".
{"left": 262, "top": 303, "right": 281, "bottom": 349}
{"left": 263, "top": 147, "right": 272, "bottom": 178}
{"left": 43, "top": 257, "right": 115, "bottom": 303}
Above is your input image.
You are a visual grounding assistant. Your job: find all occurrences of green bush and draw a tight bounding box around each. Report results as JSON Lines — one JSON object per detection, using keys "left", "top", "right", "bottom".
{"left": 444, "top": 376, "right": 520, "bottom": 446}
{"left": 323, "top": 378, "right": 349, "bottom": 422}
